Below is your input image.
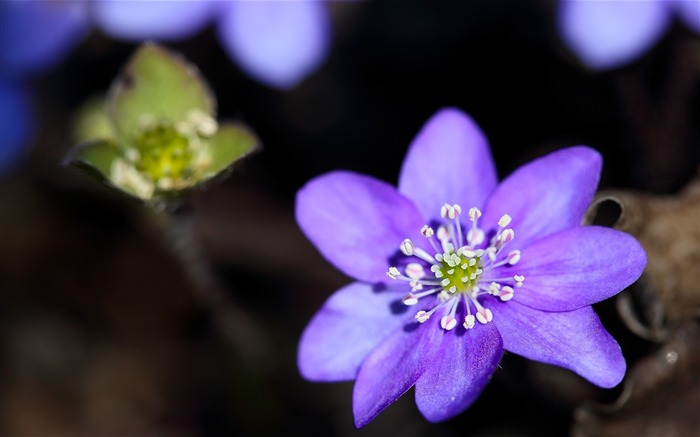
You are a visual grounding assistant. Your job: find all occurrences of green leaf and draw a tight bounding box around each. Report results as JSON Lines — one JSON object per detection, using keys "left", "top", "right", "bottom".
{"left": 108, "top": 43, "right": 215, "bottom": 142}
{"left": 64, "top": 139, "right": 120, "bottom": 180}
{"left": 205, "top": 123, "right": 260, "bottom": 178}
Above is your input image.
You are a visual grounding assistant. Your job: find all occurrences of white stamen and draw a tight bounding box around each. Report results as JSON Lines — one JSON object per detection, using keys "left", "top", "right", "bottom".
{"left": 486, "top": 247, "right": 497, "bottom": 261}
{"left": 498, "top": 286, "right": 514, "bottom": 301}
{"left": 463, "top": 314, "right": 476, "bottom": 329}
{"left": 440, "top": 204, "right": 450, "bottom": 219}
{"left": 507, "top": 250, "right": 521, "bottom": 265}
{"left": 402, "top": 294, "right": 419, "bottom": 306}
{"left": 468, "top": 207, "right": 482, "bottom": 222}
{"left": 420, "top": 225, "right": 434, "bottom": 238}
{"left": 467, "top": 228, "right": 485, "bottom": 246}
{"left": 514, "top": 275, "right": 525, "bottom": 287}
{"left": 415, "top": 311, "right": 430, "bottom": 323}
{"left": 498, "top": 214, "right": 512, "bottom": 228}
{"left": 441, "top": 315, "right": 458, "bottom": 331}
{"left": 386, "top": 267, "right": 400, "bottom": 279}
{"left": 476, "top": 308, "right": 493, "bottom": 324}
{"left": 400, "top": 239, "right": 414, "bottom": 256}
{"left": 405, "top": 263, "right": 425, "bottom": 279}
{"left": 500, "top": 228, "right": 515, "bottom": 243}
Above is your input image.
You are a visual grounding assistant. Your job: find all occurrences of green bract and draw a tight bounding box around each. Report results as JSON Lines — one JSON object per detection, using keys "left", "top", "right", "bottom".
{"left": 66, "top": 43, "right": 259, "bottom": 201}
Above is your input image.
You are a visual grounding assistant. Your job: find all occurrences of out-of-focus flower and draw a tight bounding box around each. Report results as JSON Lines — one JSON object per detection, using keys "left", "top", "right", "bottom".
{"left": 0, "top": 79, "right": 32, "bottom": 173}
{"left": 0, "top": 0, "right": 331, "bottom": 172}
{"left": 557, "top": 0, "right": 700, "bottom": 70}
{"left": 0, "top": 0, "right": 90, "bottom": 77}
{"left": 296, "top": 108, "right": 647, "bottom": 426}
{"left": 0, "top": 0, "right": 89, "bottom": 174}
{"left": 93, "top": 0, "right": 332, "bottom": 90}
{"left": 66, "top": 43, "right": 259, "bottom": 202}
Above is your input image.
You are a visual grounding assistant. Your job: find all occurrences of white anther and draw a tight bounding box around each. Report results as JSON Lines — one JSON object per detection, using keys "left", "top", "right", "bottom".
{"left": 499, "top": 286, "right": 514, "bottom": 301}
{"left": 498, "top": 214, "right": 512, "bottom": 228}
{"left": 437, "top": 290, "right": 451, "bottom": 303}
{"left": 400, "top": 239, "right": 414, "bottom": 256}
{"left": 447, "top": 269, "right": 455, "bottom": 275}
{"left": 488, "top": 282, "right": 501, "bottom": 294}
{"left": 421, "top": 225, "right": 434, "bottom": 238}
{"left": 405, "top": 263, "right": 425, "bottom": 279}
{"left": 410, "top": 281, "right": 423, "bottom": 292}
{"left": 443, "top": 204, "right": 461, "bottom": 220}
{"left": 458, "top": 246, "right": 475, "bottom": 258}
{"left": 500, "top": 229, "right": 515, "bottom": 243}
{"left": 415, "top": 311, "right": 430, "bottom": 323}
{"left": 486, "top": 247, "right": 497, "bottom": 261}
{"left": 437, "top": 225, "right": 451, "bottom": 243}
{"left": 507, "top": 250, "right": 521, "bottom": 265}
{"left": 467, "top": 228, "right": 485, "bottom": 245}
{"left": 402, "top": 294, "right": 418, "bottom": 306}
{"left": 461, "top": 277, "right": 468, "bottom": 283}
{"left": 441, "top": 315, "right": 458, "bottom": 331}
{"left": 476, "top": 308, "right": 493, "bottom": 324}
{"left": 448, "top": 286, "right": 457, "bottom": 293}
{"left": 514, "top": 275, "right": 525, "bottom": 287}
{"left": 463, "top": 314, "right": 476, "bottom": 329}
{"left": 441, "top": 278, "right": 451, "bottom": 287}
{"left": 468, "top": 258, "right": 476, "bottom": 267}
{"left": 468, "top": 207, "right": 482, "bottom": 222}
{"left": 387, "top": 267, "right": 400, "bottom": 279}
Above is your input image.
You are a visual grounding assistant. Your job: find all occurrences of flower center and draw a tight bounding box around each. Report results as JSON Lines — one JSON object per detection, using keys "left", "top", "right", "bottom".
{"left": 112, "top": 109, "right": 218, "bottom": 198}
{"left": 386, "top": 204, "right": 524, "bottom": 331}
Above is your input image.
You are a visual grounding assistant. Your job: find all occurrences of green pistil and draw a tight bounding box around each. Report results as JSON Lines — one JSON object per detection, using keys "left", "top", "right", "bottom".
{"left": 132, "top": 123, "right": 195, "bottom": 183}
{"left": 438, "top": 254, "right": 482, "bottom": 294}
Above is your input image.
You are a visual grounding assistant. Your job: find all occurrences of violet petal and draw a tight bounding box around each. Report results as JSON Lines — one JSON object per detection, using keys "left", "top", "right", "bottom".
{"left": 218, "top": 0, "right": 331, "bottom": 89}
{"left": 557, "top": 0, "right": 671, "bottom": 70}
{"left": 93, "top": 0, "right": 213, "bottom": 41}
{"left": 298, "top": 282, "right": 413, "bottom": 382}
{"left": 398, "top": 107, "right": 497, "bottom": 222}
{"left": 672, "top": 0, "right": 700, "bottom": 34}
{"left": 501, "top": 226, "right": 646, "bottom": 311}
{"left": 481, "top": 146, "right": 601, "bottom": 250}
{"left": 296, "top": 171, "right": 425, "bottom": 284}
{"left": 0, "top": 0, "right": 89, "bottom": 76}
{"left": 353, "top": 316, "right": 444, "bottom": 428}
{"left": 415, "top": 323, "right": 502, "bottom": 423}
{"left": 490, "top": 299, "right": 626, "bottom": 388}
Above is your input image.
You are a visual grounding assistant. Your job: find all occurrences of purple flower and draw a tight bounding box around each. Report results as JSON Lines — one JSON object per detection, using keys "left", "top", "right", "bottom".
{"left": 93, "top": 0, "right": 331, "bottom": 90}
{"left": 557, "top": 0, "right": 700, "bottom": 70}
{"left": 296, "top": 108, "right": 647, "bottom": 426}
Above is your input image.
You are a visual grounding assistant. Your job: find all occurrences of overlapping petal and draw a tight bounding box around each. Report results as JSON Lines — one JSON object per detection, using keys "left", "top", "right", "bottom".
{"left": 218, "top": 0, "right": 331, "bottom": 89}
{"left": 490, "top": 300, "right": 626, "bottom": 388}
{"left": 557, "top": 0, "right": 670, "bottom": 70}
{"left": 296, "top": 171, "right": 425, "bottom": 283}
{"left": 415, "top": 323, "right": 502, "bottom": 423}
{"left": 500, "top": 226, "right": 646, "bottom": 311}
{"left": 398, "top": 108, "right": 497, "bottom": 222}
{"left": 298, "top": 282, "right": 415, "bottom": 382}
{"left": 353, "top": 316, "right": 444, "bottom": 428}
{"left": 481, "top": 146, "right": 601, "bottom": 250}
{"left": 93, "top": 0, "right": 214, "bottom": 41}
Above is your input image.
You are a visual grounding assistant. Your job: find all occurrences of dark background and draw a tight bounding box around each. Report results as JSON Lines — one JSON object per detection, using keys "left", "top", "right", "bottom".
{"left": 1, "top": 1, "right": 698, "bottom": 436}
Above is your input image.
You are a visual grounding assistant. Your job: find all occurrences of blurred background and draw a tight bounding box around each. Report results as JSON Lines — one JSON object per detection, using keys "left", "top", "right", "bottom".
{"left": 1, "top": 1, "right": 699, "bottom": 436}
